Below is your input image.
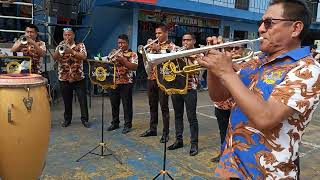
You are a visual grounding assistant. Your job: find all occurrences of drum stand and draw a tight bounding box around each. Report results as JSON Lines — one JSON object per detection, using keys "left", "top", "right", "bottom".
{"left": 152, "top": 135, "right": 174, "bottom": 180}
{"left": 76, "top": 90, "right": 122, "bottom": 164}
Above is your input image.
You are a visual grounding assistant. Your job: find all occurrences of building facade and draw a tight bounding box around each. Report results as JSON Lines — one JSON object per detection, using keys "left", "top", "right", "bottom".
{"left": 79, "top": 0, "right": 320, "bottom": 87}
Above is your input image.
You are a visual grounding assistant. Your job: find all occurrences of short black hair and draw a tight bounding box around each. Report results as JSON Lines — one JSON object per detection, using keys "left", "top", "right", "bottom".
{"left": 155, "top": 23, "right": 168, "bottom": 32}
{"left": 25, "top": 23, "right": 39, "bottom": 32}
{"left": 183, "top": 32, "right": 196, "bottom": 40}
{"left": 269, "top": 0, "right": 311, "bottom": 40}
{"left": 118, "top": 34, "right": 129, "bottom": 42}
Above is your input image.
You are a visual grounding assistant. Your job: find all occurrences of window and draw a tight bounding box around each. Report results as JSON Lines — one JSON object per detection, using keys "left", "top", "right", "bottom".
{"left": 235, "top": 0, "right": 249, "bottom": 10}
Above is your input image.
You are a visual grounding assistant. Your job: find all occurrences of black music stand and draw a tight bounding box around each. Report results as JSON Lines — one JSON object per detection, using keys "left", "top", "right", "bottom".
{"left": 76, "top": 89, "right": 122, "bottom": 164}
{"left": 152, "top": 135, "right": 174, "bottom": 180}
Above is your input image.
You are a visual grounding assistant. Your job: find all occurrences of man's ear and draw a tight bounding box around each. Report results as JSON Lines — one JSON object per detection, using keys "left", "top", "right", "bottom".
{"left": 292, "top": 21, "right": 304, "bottom": 38}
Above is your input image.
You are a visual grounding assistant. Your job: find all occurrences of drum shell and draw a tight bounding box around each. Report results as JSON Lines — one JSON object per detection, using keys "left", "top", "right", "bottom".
{"left": 0, "top": 78, "right": 51, "bottom": 180}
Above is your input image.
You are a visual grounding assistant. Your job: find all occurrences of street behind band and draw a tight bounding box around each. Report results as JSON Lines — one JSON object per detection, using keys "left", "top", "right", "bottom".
{"left": 6, "top": 0, "right": 320, "bottom": 179}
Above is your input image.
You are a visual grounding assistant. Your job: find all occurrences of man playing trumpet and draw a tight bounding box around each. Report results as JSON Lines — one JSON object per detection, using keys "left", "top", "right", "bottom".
{"left": 140, "top": 23, "right": 175, "bottom": 143}
{"left": 106, "top": 34, "right": 138, "bottom": 134}
{"left": 11, "top": 24, "right": 46, "bottom": 74}
{"left": 198, "top": 0, "right": 319, "bottom": 179}
{"left": 167, "top": 32, "right": 199, "bottom": 156}
{"left": 52, "top": 28, "right": 90, "bottom": 128}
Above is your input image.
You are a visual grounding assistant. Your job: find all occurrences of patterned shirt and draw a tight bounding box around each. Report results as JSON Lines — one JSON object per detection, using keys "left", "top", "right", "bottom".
{"left": 57, "top": 42, "right": 87, "bottom": 82}
{"left": 107, "top": 49, "right": 138, "bottom": 84}
{"left": 215, "top": 47, "right": 320, "bottom": 179}
{"left": 18, "top": 40, "right": 46, "bottom": 74}
{"left": 148, "top": 40, "right": 176, "bottom": 80}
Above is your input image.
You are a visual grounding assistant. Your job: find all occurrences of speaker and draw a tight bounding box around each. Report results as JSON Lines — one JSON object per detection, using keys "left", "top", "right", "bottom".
{"left": 44, "top": 0, "right": 79, "bottom": 20}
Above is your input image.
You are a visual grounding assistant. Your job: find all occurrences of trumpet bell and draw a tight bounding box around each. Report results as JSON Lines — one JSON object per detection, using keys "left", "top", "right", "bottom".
{"left": 20, "top": 36, "right": 28, "bottom": 45}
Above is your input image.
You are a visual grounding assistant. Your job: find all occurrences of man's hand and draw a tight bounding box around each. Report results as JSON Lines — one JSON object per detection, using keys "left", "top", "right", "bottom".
{"left": 150, "top": 43, "right": 160, "bottom": 52}
{"left": 116, "top": 56, "right": 127, "bottom": 65}
{"left": 198, "top": 49, "right": 235, "bottom": 78}
{"left": 64, "top": 47, "right": 73, "bottom": 55}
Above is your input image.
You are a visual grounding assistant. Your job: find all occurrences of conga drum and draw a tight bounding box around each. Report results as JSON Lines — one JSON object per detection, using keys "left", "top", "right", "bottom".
{"left": 0, "top": 74, "right": 51, "bottom": 180}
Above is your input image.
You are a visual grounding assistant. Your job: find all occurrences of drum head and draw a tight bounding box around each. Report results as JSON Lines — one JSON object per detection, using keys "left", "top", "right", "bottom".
{"left": 0, "top": 74, "right": 47, "bottom": 87}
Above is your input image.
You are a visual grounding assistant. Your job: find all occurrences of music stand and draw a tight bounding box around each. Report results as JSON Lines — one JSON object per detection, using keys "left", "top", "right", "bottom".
{"left": 76, "top": 89, "right": 122, "bottom": 164}
{"left": 152, "top": 135, "right": 174, "bottom": 180}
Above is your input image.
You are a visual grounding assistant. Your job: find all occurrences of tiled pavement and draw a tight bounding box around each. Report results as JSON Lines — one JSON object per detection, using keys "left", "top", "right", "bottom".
{"left": 42, "top": 91, "right": 320, "bottom": 180}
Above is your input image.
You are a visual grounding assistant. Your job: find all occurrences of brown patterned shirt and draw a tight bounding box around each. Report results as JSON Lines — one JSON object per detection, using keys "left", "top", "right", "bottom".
{"left": 107, "top": 49, "right": 138, "bottom": 84}
{"left": 56, "top": 42, "right": 87, "bottom": 82}
{"left": 215, "top": 47, "right": 320, "bottom": 179}
{"left": 18, "top": 40, "right": 46, "bottom": 74}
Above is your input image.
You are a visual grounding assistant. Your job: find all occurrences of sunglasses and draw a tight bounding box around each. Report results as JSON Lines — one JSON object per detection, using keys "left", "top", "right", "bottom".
{"left": 258, "top": 18, "right": 296, "bottom": 29}
{"left": 224, "top": 46, "right": 241, "bottom": 51}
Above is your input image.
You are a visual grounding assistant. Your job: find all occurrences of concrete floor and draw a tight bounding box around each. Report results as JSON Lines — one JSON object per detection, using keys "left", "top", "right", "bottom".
{"left": 42, "top": 91, "right": 320, "bottom": 180}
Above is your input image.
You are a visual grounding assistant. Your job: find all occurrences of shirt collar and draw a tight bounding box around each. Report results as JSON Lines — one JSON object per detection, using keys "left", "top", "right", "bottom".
{"left": 276, "top": 46, "right": 310, "bottom": 61}
{"left": 260, "top": 46, "right": 311, "bottom": 66}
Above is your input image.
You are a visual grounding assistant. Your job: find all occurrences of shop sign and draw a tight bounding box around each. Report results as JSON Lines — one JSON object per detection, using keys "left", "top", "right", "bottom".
{"left": 139, "top": 10, "right": 220, "bottom": 27}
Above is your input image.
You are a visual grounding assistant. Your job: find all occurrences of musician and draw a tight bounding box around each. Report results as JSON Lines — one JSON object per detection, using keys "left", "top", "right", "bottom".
{"left": 210, "top": 43, "right": 245, "bottom": 163}
{"left": 11, "top": 24, "right": 46, "bottom": 74}
{"left": 198, "top": 0, "right": 319, "bottom": 179}
{"left": 52, "top": 28, "right": 90, "bottom": 128}
{"left": 167, "top": 32, "right": 199, "bottom": 156}
{"left": 106, "top": 34, "right": 138, "bottom": 134}
{"left": 140, "top": 23, "right": 175, "bottom": 143}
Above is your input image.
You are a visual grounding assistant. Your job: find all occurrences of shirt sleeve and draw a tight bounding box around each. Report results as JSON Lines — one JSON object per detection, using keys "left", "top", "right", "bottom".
{"left": 130, "top": 52, "right": 138, "bottom": 65}
{"left": 39, "top": 41, "right": 46, "bottom": 52}
{"left": 270, "top": 60, "right": 320, "bottom": 113}
{"left": 214, "top": 98, "right": 235, "bottom": 110}
{"left": 78, "top": 43, "right": 87, "bottom": 57}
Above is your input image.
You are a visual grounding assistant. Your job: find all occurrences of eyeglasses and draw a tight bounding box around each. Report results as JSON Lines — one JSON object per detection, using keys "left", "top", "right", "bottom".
{"left": 63, "top": 27, "right": 73, "bottom": 31}
{"left": 258, "top": 18, "right": 296, "bottom": 29}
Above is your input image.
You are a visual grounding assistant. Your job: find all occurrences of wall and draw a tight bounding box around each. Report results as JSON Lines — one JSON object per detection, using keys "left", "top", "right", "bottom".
{"left": 79, "top": 6, "right": 135, "bottom": 57}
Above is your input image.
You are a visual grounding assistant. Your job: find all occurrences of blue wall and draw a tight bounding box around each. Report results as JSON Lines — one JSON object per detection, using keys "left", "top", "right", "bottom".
{"left": 80, "top": 6, "right": 135, "bottom": 57}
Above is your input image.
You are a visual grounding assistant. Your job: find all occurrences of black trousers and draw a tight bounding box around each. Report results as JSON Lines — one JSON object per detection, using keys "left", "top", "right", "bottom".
{"left": 109, "top": 83, "right": 133, "bottom": 128}
{"left": 214, "top": 107, "right": 230, "bottom": 146}
{"left": 147, "top": 80, "right": 170, "bottom": 134}
{"left": 171, "top": 89, "right": 199, "bottom": 144}
{"left": 59, "top": 79, "right": 89, "bottom": 123}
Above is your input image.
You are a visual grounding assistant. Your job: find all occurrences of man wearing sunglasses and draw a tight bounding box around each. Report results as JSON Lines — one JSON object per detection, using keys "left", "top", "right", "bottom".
{"left": 52, "top": 28, "right": 90, "bottom": 128}
{"left": 198, "top": 0, "right": 319, "bottom": 179}
{"left": 11, "top": 24, "right": 46, "bottom": 74}
{"left": 167, "top": 32, "right": 199, "bottom": 156}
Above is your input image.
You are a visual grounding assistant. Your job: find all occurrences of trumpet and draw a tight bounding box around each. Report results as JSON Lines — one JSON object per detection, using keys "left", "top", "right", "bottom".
{"left": 138, "top": 38, "right": 159, "bottom": 54}
{"left": 57, "top": 41, "right": 68, "bottom": 56}
{"left": 107, "top": 48, "right": 122, "bottom": 62}
{"left": 139, "top": 37, "right": 263, "bottom": 73}
{"left": 20, "top": 35, "right": 28, "bottom": 45}
{"left": 138, "top": 38, "right": 159, "bottom": 76}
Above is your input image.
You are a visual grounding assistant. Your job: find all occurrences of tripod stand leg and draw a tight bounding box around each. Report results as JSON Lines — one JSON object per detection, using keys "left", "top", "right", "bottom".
{"left": 152, "top": 172, "right": 162, "bottom": 180}
{"left": 104, "top": 146, "right": 123, "bottom": 164}
{"left": 76, "top": 144, "right": 100, "bottom": 162}
{"left": 166, "top": 172, "right": 174, "bottom": 180}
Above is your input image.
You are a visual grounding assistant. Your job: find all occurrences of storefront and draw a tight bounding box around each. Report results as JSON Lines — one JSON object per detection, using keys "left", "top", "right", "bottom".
{"left": 137, "top": 9, "right": 221, "bottom": 47}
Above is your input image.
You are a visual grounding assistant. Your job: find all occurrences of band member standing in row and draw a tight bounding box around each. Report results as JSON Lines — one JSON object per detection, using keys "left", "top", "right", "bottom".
{"left": 106, "top": 34, "right": 138, "bottom": 134}
{"left": 198, "top": 0, "right": 319, "bottom": 179}
{"left": 210, "top": 43, "right": 245, "bottom": 162}
{"left": 11, "top": 24, "right": 46, "bottom": 74}
{"left": 140, "top": 24, "right": 174, "bottom": 143}
{"left": 167, "top": 32, "right": 199, "bottom": 156}
{"left": 52, "top": 28, "right": 90, "bottom": 128}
